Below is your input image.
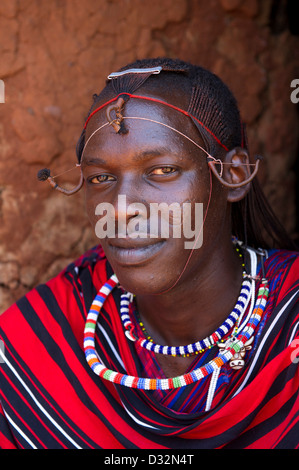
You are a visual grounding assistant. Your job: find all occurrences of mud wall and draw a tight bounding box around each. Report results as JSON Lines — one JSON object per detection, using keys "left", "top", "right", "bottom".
{"left": 0, "top": 0, "right": 298, "bottom": 312}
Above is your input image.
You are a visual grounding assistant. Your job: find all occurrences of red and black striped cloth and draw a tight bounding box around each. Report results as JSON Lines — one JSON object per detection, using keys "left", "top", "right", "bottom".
{"left": 0, "top": 246, "right": 298, "bottom": 449}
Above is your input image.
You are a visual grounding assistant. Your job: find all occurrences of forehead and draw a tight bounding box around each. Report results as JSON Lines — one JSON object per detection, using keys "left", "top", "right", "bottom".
{"left": 82, "top": 99, "right": 205, "bottom": 166}
{"left": 83, "top": 77, "right": 204, "bottom": 160}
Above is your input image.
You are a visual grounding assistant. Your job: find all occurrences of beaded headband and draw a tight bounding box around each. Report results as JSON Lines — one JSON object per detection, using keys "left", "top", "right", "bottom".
{"left": 83, "top": 92, "right": 229, "bottom": 151}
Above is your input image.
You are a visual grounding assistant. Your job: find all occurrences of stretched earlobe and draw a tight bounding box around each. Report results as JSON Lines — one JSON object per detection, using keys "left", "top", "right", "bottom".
{"left": 207, "top": 148, "right": 261, "bottom": 202}
{"left": 37, "top": 165, "right": 84, "bottom": 195}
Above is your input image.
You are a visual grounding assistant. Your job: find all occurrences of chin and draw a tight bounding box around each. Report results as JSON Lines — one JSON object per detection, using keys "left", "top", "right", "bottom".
{"left": 101, "top": 237, "right": 190, "bottom": 295}
{"left": 107, "top": 263, "right": 169, "bottom": 296}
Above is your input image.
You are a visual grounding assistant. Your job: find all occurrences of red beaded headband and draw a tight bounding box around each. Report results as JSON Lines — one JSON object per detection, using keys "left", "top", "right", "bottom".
{"left": 83, "top": 92, "right": 229, "bottom": 152}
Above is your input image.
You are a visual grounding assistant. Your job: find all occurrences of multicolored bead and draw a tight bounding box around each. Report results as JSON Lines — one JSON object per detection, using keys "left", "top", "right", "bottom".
{"left": 83, "top": 273, "right": 269, "bottom": 390}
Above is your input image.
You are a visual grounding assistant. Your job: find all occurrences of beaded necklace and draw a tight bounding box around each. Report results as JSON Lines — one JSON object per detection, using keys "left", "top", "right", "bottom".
{"left": 121, "top": 244, "right": 249, "bottom": 357}
{"left": 120, "top": 275, "right": 252, "bottom": 357}
{"left": 83, "top": 273, "right": 269, "bottom": 390}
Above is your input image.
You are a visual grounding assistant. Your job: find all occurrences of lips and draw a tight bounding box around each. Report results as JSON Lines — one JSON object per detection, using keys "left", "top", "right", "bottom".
{"left": 107, "top": 237, "right": 165, "bottom": 266}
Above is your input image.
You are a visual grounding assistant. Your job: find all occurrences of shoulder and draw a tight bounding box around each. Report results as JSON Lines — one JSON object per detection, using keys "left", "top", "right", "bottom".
{"left": 0, "top": 245, "right": 108, "bottom": 338}
{"left": 259, "top": 248, "right": 299, "bottom": 347}
{"left": 264, "top": 248, "right": 298, "bottom": 273}
{"left": 263, "top": 249, "right": 299, "bottom": 303}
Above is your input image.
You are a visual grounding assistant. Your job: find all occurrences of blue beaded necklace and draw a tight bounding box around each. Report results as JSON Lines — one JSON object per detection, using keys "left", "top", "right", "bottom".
{"left": 120, "top": 244, "right": 251, "bottom": 357}
{"left": 120, "top": 274, "right": 252, "bottom": 357}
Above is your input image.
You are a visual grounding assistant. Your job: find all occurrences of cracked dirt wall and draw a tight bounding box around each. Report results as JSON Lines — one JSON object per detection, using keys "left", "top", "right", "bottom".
{"left": 0, "top": 0, "right": 299, "bottom": 312}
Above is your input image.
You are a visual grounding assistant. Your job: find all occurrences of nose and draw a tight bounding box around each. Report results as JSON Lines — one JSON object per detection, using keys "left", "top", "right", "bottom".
{"left": 115, "top": 195, "right": 149, "bottom": 237}
{"left": 110, "top": 177, "right": 150, "bottom": 238}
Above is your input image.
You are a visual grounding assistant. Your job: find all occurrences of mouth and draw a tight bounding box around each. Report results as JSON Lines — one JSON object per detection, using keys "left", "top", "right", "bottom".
{"left": 107, "top": 238, "right": 166, "bottom": 266}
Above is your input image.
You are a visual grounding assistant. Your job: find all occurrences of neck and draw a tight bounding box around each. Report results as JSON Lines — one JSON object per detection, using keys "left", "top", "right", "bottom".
{"left": 135, "top": 239, "right": 244, "bottom": 347}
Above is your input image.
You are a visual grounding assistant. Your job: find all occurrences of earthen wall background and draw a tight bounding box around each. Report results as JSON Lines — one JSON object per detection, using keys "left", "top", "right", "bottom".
{"left": 0, "top": 0, "right": 298, "bottom": 312}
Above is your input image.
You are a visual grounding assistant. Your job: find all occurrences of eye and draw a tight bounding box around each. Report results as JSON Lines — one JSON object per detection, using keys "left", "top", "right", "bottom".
{"left": 150, "top": 166, "right": 177, "bottom": 176}
{"left": 88, "top": 174, "right": 115, "bottom": 184}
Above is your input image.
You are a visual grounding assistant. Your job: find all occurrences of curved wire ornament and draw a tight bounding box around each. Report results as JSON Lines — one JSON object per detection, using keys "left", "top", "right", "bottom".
{"left": 37, "top": 116, "right": 261, "bottom": 194}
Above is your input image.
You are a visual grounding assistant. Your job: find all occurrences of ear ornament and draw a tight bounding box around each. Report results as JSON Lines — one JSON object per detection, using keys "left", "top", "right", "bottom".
{"left": 106, "top": 97, "right": 127, "bottom": 133}
{"left": 207, "top": 155, "right": 262, "bottom": 189}
{"left": 37, "top": 164, "right": 83, "bottom": 195}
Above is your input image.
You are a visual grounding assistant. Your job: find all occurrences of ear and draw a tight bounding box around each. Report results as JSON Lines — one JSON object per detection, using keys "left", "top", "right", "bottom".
{"left": 207, "top": 147, "right": 260, "bottom": 202}
{"left": 223, "top": 147, "right": 252, "bottom": 202}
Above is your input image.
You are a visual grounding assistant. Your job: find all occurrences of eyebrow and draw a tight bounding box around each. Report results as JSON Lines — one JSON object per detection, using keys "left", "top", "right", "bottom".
{"left": 81, "top": 157, "right": 107, "bottom": 167}
{"left": 133, "top": 149, "right": 170, "bottom": 163}
{"left": 81, "top": 148, "right": 174, "bottom": 167}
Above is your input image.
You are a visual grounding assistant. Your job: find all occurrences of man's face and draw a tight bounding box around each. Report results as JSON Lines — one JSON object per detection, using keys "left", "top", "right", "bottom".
{"left": 81, "top": 86, "right": 228, "bottom": 295}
